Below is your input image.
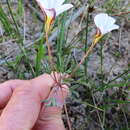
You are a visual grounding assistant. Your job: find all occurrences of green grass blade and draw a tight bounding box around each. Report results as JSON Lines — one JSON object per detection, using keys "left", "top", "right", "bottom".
{"left": 0, "top": 4, "right": 14, "bottom": 36}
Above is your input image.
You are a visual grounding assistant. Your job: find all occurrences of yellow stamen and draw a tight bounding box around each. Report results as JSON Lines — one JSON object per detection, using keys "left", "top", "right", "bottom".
{"left": 93, "top": 35, "right": 103, "bottom": 44}
{"left": 94, "top": 28, "right": 103, "bottom": 44}
{"left": 45, "top": 16, "right": 53, "bottom": 34}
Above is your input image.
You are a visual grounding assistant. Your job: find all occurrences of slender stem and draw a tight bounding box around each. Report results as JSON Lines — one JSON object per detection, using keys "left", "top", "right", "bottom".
{"left": 100, "top": 42, "right": 104, "bottom": 87}
{"left": 64, "top": 104, "right": 72, "bottom": 130}
{"left": 107, "top": 69, "right": 130, "bottom": 85}
{"left": 113, "top": 11, "right": 130, "bottom": 16}
{"left": 60, "top": 82, "right": 72, "bottom": 130}
{"left": 84, "top": 11, "right": 89, "bottom": 81}
{"left": 70, "top": 40, "right": 98, "bottom": 77}
{"left": 51, "top": 73, "right": 72, "bottom": 130}
{"left": 95, "top": 68, "right": 130, "bottom": 91}
{"left": 92, "top": 93, "right": 104, "bottom": 130}
{"left": 45, "top": 32, "right": 55, "bottom": 71}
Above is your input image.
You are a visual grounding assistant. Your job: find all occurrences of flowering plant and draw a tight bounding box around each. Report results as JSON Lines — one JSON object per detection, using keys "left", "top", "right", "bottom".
{"left": 36, "top": 0, "right": 73, "bottom": 33}
{"left": 94, "top": 13, "right": 119, "bottom": 43}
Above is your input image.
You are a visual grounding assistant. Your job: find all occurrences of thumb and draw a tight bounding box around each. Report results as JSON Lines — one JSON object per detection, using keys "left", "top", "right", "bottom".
{"left": 32, "top": 85, "right": 69, "bottom": 130}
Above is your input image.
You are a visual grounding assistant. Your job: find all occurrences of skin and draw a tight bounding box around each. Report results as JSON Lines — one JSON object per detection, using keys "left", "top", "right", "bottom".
{"left": 0, "top": 72, "right": 68, "bottom": 130}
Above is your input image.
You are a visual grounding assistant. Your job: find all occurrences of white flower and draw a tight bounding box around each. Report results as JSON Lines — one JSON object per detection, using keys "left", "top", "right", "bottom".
{"left": 94, "top": 13, "right": 119, "bottom": 35}
{"left": 36, "top": 0, "right": 73, "bottom": 33}
{"left": 36, "top": 0, "right": 73, "bottom": 19}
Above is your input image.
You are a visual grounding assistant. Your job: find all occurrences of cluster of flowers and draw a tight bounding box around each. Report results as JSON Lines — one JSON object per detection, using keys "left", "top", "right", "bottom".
{"left": 35, "top": 0, "right": 119, "bottom": 43}
{"left": 34, "top": 0, "right": 120, "bottom": 108}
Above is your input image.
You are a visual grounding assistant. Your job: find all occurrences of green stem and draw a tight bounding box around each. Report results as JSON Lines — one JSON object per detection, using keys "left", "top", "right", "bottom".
{"left": 70, "top": 40, "right": 98, "bottom": 78}
{"left": 95, "top": 68, "right": 130, "bottom": 91}
{"left": 84, "top": 10, "right": 89, "bottom": 81}
{"left": 56, "top": 13, "right": 66, "bottom": 72}
{"left": 100, "top": 41, "right": 104, "bottom": 87}
{"left": 107, "top": 69, "right": 130, "bottom": 84}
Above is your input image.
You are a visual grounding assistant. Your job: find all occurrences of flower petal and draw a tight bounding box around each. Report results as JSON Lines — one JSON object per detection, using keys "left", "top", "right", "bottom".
{"left": 36, "top": 0, "right": 48, "bottom": 9}
{"left": 107, "top": 16, "right": 116, "bottom": 27}
{"left": 55, "top": 0, "right": 65, "bottom": 7}
{"left": 99, "top": 26, "right": 107, "bottom": 35}
{"left": 55, "top": 4, "right": 73, "bottom": 16}
{"left": 106, "top": 24, "right": 119, "bottom": 33}
{"left": 94, "top": 13, "right": 108, "bottom": 28}
{"left": 94, "top": 13, "right": 119, "bottom": 34}
{"left": 44, "top": 8, "right": 56, "bottom": 18}
{"left": 47, "top": 0, "right": 55, "bottom": 8}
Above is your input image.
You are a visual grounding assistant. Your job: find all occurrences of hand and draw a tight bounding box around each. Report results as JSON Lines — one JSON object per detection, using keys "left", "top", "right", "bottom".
{"left": 0, "top": 73, "right": 68, "bottom": 130}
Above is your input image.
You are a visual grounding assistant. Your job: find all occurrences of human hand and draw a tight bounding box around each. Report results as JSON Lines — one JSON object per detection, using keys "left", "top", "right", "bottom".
{"left": 0, "top": 73, "right": 68, "bottom": 130}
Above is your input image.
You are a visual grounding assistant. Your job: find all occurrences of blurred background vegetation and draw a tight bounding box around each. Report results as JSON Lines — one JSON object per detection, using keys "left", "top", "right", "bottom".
{"left": 0, "top": 0, "right": 130, "bottom": 129}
